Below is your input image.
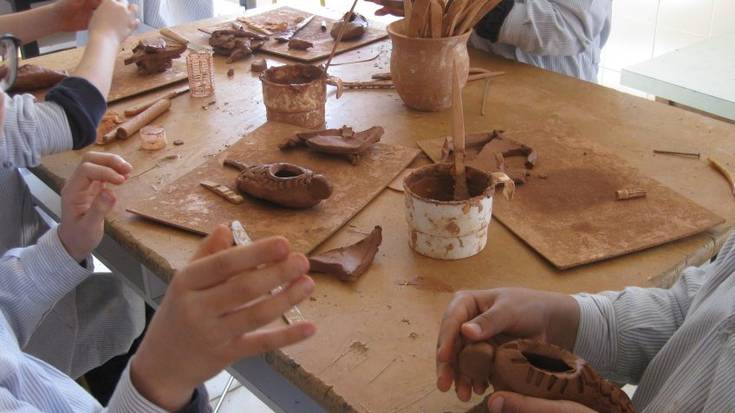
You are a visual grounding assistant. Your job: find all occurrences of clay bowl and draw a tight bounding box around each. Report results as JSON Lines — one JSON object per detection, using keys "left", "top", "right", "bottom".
{"left": 387, "top": 20, "right": 471, "bottom": 112}
{"left": 403, "top": 163, "right": 504, "bottom": 260}
{"left": 260, "top": 64, "right": 326, "bottom": 129}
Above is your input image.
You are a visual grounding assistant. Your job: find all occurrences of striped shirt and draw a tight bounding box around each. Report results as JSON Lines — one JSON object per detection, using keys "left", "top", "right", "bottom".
{"left": 470, "top": 0, "right": 612, "bottom": 82}
{"left": 574, "top": 231, "right": 735, "bottom": 412}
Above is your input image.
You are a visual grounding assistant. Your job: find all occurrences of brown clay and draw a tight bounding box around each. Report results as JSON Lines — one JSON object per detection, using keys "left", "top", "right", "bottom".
{"left": 458, "top": 340, "right": 636, "bottom": 413}
{"left": 124, "top": 38, "right": 186, "bottom": 74}
{"left": 288, "top": 38, "right": 314, "bottom": 50}
{"left": 95, "top": 111, "right": 124, "bottom": 145}
{"left": 260, "top": 64, "right": 326, "bottom": 128}
{"left": 251, "top": 58, "right": 268, "bottom": 73}
{"left": 330, "top": 12, "right": 368, "bottom": 41}
{"left": 10, "top": 64, "right": 67, "bottom": 92}
{"left": 209, "top": 29, "right": 267, "bottom": 63}
{"left": 279, "top": 126, "right": 383, "bottom": 164}
{"left": 309, "top": 226, "right": 382, "bottom": 281}
{"left": 223, "top": 159, "right": 332, "bottom": 209}
{"left": 105, "top": 98, "right": 171, "bottom": 142}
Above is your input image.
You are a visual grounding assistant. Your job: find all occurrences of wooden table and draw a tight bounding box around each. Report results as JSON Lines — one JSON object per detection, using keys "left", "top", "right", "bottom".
{"left": 621, "top": 34, "right": 735, "bottom": 123}
{"left": 25, "top": 4, "right": 735, "bottom": 412}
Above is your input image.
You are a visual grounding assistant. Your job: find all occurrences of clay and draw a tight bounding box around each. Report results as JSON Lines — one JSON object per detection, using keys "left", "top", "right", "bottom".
{"left": 309, "top": 226, "right": 382, "bottom": 281}
{"left": 275, "top": 15, "right": 315, "bottom": 43}
{"left": 260, "top": 64, "right": 326, "bottom": 129}
{"left": 209, "top": 29, "right": 267, "bottom": 63}
{"left": 616, "top": 188, "right": 647, "bottom": 201}
{"left": 123, "top": 86, "right": 189, "bottom": 117}
{"left": 95, "top": 111, "right": 124, "bottom": 145}
{"left": 227, "top": 68, "right": 235, "bottom": 78}
{"left": 10, "top": 64, "right": 67, "bottom": 92}
{"left": 458, "top": 340, "right": 635, "bottom": 413}
{"left": 251, "top": 58, "right": 268, "bottom": 73}
{"left": 330, "top": 12, "right": 368, "bottom": 41}
{"left": 124, "top": 38, "right": 186, "bottom": 74}
{"left": 279, "top": 126, "right": 383, "bottom": 164}
{"left": 404, "top": 163, "right": 514, "bottom": 202}
{"left": 106, "top": 98, "right": 171, "bottom": 142}
{"left": 288, "top": 38, "right": 314, "bottom": 50}
{"left": 236, "top": 17, "right": 274, "bottom": 36}
{"left": 223, "top": 159, "right": 332, "bottom": 208}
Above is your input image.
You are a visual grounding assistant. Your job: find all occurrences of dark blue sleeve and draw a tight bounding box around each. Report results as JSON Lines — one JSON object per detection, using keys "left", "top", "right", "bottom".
{"left": 474, "top": 0, "right": 516, "bottom": 43}
{"left": 174, "top": 385, "right": 212, "bottom": 413}
{"left": 44, "top": 77, "right": 107, "bottom": 150}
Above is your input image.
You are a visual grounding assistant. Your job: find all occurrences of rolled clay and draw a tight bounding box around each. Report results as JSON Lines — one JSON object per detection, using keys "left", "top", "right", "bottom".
{"left": 123, "top": 87, "right": 189, "bottom": 117}
{"left": 330, "top": 12, "right": 368, "bottom": 41}
{"left": 223, "top": 159, "right": 332, "bottom": 209}
{"left": 309, "top": 226, "right": 382, "bottom": 281}
{"left": 458, "top": 340, "right": 636, "bottom": 413}
{"left": 280, "top": 126, "right": 383, "bottom": 164}
{"left": 110, "top": 98, "right": 171, "bottom": 141}
{"left": 10, "top": 64, "right": 67, "bottom": 92}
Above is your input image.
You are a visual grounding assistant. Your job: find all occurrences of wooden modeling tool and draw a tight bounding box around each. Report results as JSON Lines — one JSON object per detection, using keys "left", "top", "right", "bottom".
{"left": 275, "top": 15, "right": 315, "bottom": 42}
{"left": 451, "top": 61, "right": 470, "bottom": 200}
{"left": 159, "top": 27, "right": 209, "bottom": 51}
{"left": 324, "top": 0, "right": 360, "bottom": 72}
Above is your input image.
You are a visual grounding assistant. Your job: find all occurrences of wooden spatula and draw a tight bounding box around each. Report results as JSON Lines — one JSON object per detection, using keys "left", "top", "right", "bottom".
{"left": 451, "top": 61, "right": 469, "bottom": 200}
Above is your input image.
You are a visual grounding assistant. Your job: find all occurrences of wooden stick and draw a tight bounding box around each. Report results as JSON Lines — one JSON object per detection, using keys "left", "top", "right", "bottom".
{"left": 324, "top": 0, "right": 360, "bottom": 72}
{"left": 123, "top": 86, "right": 189, "bottom": 117}
{"left": 481, "top": 78, "right": 490, "bottom": 116}
{"left": 653, "top": 149, "right": 701, "bottom": 159}
{"left": 466, "top": 0, "right": 504, "bottom": 31}
{"left": 404, "top": 0, "right": 413, "bottom": 29}
{"left": 468, "top": 70, "right": 505, "bottom": 81}
{"left": 708, "top": 157, "right": 735, "bottom": 196}
{"left": 616, "top": 188, "right": 647, "bottom": 201}
{"left": 409, "top": 0, "right": 432, "bottom": 37}
{"left": 201, "top": 181, "right": 245, "bottom": 204}
{"left": 430, "top": 0, "right": 443, "bottom": 38}
{"left": 457, "top": 0, "right": 502, "bottom": 35}
{"left": 275, "top": 15, "right": 315, "bottom": 42}
{"left": 451, "top": 61, "right": 469, "bottom": 200}
{"left": 236, "top": 17, "right": 273, "bottom": 36}
{"left": 112, "top": 98, "right": 171, "bottom": 141}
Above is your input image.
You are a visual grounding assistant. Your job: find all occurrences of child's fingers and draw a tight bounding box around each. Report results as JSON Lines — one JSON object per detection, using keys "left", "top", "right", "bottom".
{"left": 79, "top": 188, "right": 116, "bottom": 227}
{"left": 82, "top": 151, "right": 133, "bottom": 176}
{"left": 226, "top": 321, "right": 316, "bottom": 360}
{"left": 190, "top": 224, "right": 233, "bottom": 262}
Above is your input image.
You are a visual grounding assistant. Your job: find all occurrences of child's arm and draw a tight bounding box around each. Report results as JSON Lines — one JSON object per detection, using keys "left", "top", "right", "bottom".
{"left": 0, "top": 0, "right": 101, "bottom": 45}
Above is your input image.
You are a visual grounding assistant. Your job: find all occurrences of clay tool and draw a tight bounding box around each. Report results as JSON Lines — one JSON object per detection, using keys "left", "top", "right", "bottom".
{"left": 616, "top": 188, "right": 647, "bottom": 201}
{"left": 708, "top": 156, "right": 735, "bottom": 196}
{"left": 201, "top": 181, "right": 245, "bottom": 204}
{"left": 451, "top": 61, "right": 470, "bottom": 200}
{"left": 653, "top": 149, "right": 701, "bottom": 159}
{"left": 320, "top": 20, "right": 328, "bottom": 32}
{"left": 123, "top": 86, "right": 189, "bottom": 117}
{"left": 230, "top": 220, "right": 253, "bottom": 246}
{"left": 105, "top": 98, "right": 171, "bottom": 142}
{"left": 324, "top": 0, "right": 360, "bottom": 72}
{"left": 159, "top": 27, "right": 209, "bottom": 51}
{"left": 275, "top": 15, "right": 315, "bottom": 42}
{"left": 236, "top": 17, "right": 273, "bottom": 36}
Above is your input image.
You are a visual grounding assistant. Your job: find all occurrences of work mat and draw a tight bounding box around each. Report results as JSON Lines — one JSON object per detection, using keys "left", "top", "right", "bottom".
{"left": 107, "top": 48, "right": 188, "bottom": 103}
{"left": 418, "top": 129, "right": 724, "bottom": 270}
{"left": 204, "top": 6, "right": 388, "bottom": 63}
{"left": 127, "top": 121, "right": 419, "bottom": 253}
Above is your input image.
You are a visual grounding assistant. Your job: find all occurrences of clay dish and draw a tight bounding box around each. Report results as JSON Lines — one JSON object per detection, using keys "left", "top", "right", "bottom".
{"left": 331, "top": 12, "right": 369, "bottom": 41}
{"left": 223, "top": 159, "right": 332, "bottom": 209}
{"left": 309, "top": 226, "right": 382, "bottom": 281}
{"left": 458, "top": 340, "right": 636, "bottom": 413}
{"left": 10, "top": 64, "right": 67, "bottom": 92}
{"left": 280, "top": 126, "right": 384, "bottom": 164}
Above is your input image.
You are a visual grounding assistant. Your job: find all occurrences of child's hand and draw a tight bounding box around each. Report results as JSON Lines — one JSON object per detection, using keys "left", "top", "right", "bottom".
{"left": 130, "top": 227, "right": 316, "bottom": 411}
{"left": 487, "top": 391, "right": 596, "bottom": 413}
{"left": 366, "top": 0, "right": 405, "bottom": 16}
{"left": 58, "top": 152, "right": 132, "bottom": 262}
{"left": 87, "top": 0, "right": 139, "bottom": 45}
{"left": 436, "top": 288, "right": 580, "bottom": 401}
{"left": 52, "top": 0, "right": 103, "bottom": 32}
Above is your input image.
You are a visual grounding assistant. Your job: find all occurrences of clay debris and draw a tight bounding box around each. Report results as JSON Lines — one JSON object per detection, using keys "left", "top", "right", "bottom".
{"left": 330, "top": 12, "right": 368, "bottom": 41}
{"left": 124, "top": 38, "right": 186, "bottom": 74}
{"left": 223, "top": 159, "right": 332, "bottom": 208}
{"left": 458, "top": 340, "right": 635, "bottom": 413}
{"left": 280, "top": 126, "right": 383, "bottom": 164}
{"left": 95, "top": 111, "right": 124, "bottom": 145}
{"left": 309, "top": 226, "right": 382, "bottom": 281}
{"left": 10, "top": 64, "right": 67, "bottom": 92}
{"left": 251, "top": 58, "right": 268, "bottom": 73}
{"left": 288, "top": 38, "right": 314, "bottom": 50}
{"left": 209, "top": 29, "right": 267, "bottom": 63}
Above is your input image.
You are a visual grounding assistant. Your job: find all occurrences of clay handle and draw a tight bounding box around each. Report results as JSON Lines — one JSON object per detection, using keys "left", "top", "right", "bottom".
{"left": 490, "top": 172, "right": 515, "bottom": 200}
{"left": 115, "top": 98, "right": 171, "bottom": 140}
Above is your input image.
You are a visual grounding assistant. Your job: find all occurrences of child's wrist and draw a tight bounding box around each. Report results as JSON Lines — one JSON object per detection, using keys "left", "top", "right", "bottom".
{"left": 87, "top": 29, "right": 123, "bottom": 48}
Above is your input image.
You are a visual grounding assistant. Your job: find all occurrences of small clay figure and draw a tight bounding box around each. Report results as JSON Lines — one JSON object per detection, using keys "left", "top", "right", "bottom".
{"left": 124, "top": 38, "right": 186, "bottom": 74}
{"left": 251, "top": 58, "right": 268, "bottom": 73}
{"left": 458, "top": 340, "right": 636, "bottom": 413}
{"left": 10, "top": 64, "right": 67, "bottom": 92}
{"left": 209, "top": 29, "right": 267, "bottom": 63}
{"left": 223, "top": 159, "right": 332, "bottom": 208}
{"left": 330, "top": 12, "right": 368, "bottom": 41}
{"left": 309, "top": 226, "right": 382, "bottom": 281}
{"left": 288, "top": 38, "right": 314, "bottom": 50}
{"left": 280, "top": 126, "right": 383, "bottom": 164}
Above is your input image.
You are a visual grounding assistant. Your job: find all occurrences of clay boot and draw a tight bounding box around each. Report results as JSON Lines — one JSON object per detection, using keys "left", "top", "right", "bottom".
{"left": 458, "top": 340, "right": 635, "bottom": 413}
{"left": 223, "top": 159, "right": 332, "bottom": 208}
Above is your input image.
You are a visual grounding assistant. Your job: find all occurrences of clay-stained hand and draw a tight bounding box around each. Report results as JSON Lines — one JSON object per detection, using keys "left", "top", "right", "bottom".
{"left": 487, "top": 391, "right": 597, "bottom": 413}
{"left": 435, "top": 288, "right": 580, "bottom": 401}
{"left": 130, "top": 227, "right": 317, "bottom": 412}
{"left": 58, "top": 152, "right": 132, "bottom": 262}
{"left": 52, "top": 0, "right": 103, "bottom": 32}
{"left": 87, "top": 0, "right": 140, "bottom": 45}
{"left": 365, "top": 0, "right": 405, "bottom": 16}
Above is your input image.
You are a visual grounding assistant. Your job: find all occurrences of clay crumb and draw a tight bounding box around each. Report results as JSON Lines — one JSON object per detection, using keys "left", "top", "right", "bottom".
{"left": 409, "top": 332, "right": 418, "bottom": 339}
{"left": 350, "top": 341, "right": 369, "bottom": 353}
{"left": 227, "top": 68, "right": 234, "bottom": 77}
{"left": 401, "top": 318, "right": 411, "bottom": 325}
{"left": 173, "top": 139, "right": 184, "bottom": 146}
{"left": 309, "top": 296, "right": 317, "bottom": 301}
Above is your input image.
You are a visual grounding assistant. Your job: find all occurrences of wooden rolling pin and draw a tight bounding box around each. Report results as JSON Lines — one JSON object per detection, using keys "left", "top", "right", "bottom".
{"left": 124, "top": 86, "right": 189, "bottom": 117}
{"left": 104, "top": 98, "right": 171, "bottom": 142}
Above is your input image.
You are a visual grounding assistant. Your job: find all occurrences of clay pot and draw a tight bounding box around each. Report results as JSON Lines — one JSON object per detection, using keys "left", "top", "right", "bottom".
{"left": 260, "top": 64, "right": 326, "bottom": 129}
{"left": 458, "top": 340, "right": 636, "bottom": 413}
{"left": 403, "top": 163, "right": 513, "bottom": 260}
{"left": 387, "top": 20, "right": 471, "bottom": 112}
